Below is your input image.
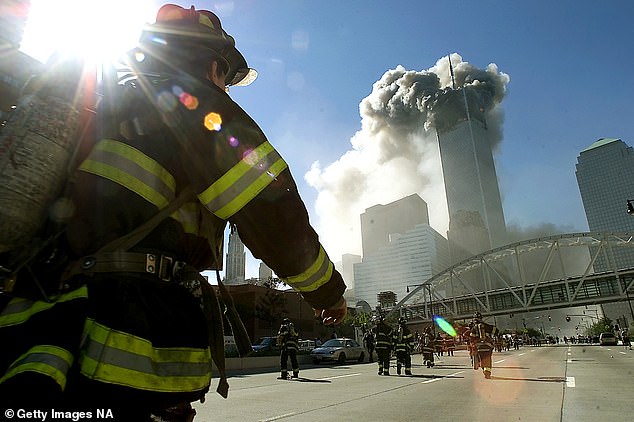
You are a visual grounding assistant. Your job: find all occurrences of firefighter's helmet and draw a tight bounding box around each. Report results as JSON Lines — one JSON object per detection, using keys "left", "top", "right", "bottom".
{"left": 473, "top": 311, "right": 482, "bottom": 321}
{"left": 398, "top": 317, "right": 407, "bottom": 326}
{"left": 138, "top": 3, "right": 257, "bottom": 86}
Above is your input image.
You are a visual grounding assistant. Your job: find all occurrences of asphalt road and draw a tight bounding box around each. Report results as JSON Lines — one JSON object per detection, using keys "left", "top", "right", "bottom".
{"left": 193, "top": 344, "right": 634, "bottom": 422}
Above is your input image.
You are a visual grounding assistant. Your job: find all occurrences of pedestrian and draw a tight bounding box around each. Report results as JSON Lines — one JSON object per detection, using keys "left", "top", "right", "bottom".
{"left": 363, "top": 329, "right": 376, "bottom": 362}
{"left": 393, "top": 317, "right": 414, "bottom": 375}
{"left": 445, "top": 334, "right": 455, "bottom": 356}
{"left": 622, "top": 328, "right": 632, "bottom": 350}
{"left": 277, "top": 318, "right": 300, "bottom": 379}
{"left": 0, "top": 4, "right": 347, "bottom": 419}
{"left": 373, "top": 315, "right": 393, "bottom": 375}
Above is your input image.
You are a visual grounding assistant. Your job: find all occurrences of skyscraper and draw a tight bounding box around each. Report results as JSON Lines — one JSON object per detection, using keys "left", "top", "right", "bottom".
{"left": 575, "top": 137, "right": 634, "bottom": 326}
{"left": 360, "top": 194, "right": 429, "bottom": 258}
{"left": 355, "top": 195, "right": 450, "bottom": 307}
{"left": 225, "top": 226, "right": 245, "bottom": 285}
{"left": 434, "top": 89, "right": 507, "bottom": 261}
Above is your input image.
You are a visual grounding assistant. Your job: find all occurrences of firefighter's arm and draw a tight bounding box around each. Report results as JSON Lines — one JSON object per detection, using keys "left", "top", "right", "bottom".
{"left": 183, "top": 91, "right": 346, "bottom": 318}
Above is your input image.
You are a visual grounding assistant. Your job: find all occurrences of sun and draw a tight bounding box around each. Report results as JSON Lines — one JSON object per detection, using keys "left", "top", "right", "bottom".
{"left": 20, "top": 0, "right": 157, "bottom": 64}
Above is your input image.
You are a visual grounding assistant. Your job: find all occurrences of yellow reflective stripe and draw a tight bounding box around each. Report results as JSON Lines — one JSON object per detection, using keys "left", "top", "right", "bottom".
{"left": 79, "top": 139, "right": 175, "bottom": 208}
{"left": 0, "top": 286, "right": 88, "bottom": 327}
{"left": 80, "top": 319, "right": 211, "bottom": 393}
{"left": 282, "top": 245, "right": 333, "bottom": 293}
{"left": 0, "top": 345, "right": 73, "bottom": 390}
{"left": 199, "top": 141, "right": 288, "bottom": 219}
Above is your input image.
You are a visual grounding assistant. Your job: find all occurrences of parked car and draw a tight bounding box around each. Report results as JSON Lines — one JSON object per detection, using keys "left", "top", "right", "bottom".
{"left": 252, "top": 336, "right": 280, "bottom": 353}
{"left": 298, "top": 339, "right": 316, "bottom": 352}
{"left": 310, "top": 338, "right": 365, "bottom": 364}
{"left": 599, "top": 332, "right": 617, "bottom": 346}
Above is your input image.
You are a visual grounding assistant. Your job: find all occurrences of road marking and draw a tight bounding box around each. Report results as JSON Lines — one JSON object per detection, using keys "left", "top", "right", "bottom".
{"left": 259, "top": 413, "right": 296, "bottom": 422}
{"left": 566, "top": 377, "right": 575, "bottom": 387}
{"left": 518, "top": 353, "right": 525, "bottom": 356}
{"left": 494, "top": 359, "right": 505, "bottom": 364}
{"left": 620, "top": 352, "right": 627, "bottom": 355}
{"left": 319, "top": 373, "right": 361, "bottom": 380}
{"left": 421, "top": 371, "right": 464, "bottom": 384}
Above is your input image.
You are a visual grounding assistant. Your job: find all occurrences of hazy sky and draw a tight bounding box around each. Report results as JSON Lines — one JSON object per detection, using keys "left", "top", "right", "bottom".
{"left": 20, "top": 1, "right": 634, "bottom": 278}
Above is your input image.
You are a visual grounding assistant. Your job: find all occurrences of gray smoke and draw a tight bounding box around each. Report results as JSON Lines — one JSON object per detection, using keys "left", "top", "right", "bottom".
{"left": 305, "top": 54, "right": 510, "bottom": 260}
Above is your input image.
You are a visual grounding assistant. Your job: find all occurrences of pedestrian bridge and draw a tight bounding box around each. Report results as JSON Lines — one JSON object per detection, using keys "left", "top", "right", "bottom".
{"left": 387, "top": 232, "right": 634, "bottom": 322}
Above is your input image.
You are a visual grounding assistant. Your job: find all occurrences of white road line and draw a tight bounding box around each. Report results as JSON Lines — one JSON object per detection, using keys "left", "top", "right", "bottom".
{"left": 421, "top": 371, "right": 464, "bottom": 384}
{"left": 620, "top": 352, "right": 627, "bottom": 355}
{"left": 494, "top": 359, "right": 505, "bottom": 364}
{"left": 518, "top": 353, "right": 525, "bottom": 356}
{"left": 259, "top": 413, "right": 297, "bottom": 422}
{"left": 566, "top": 377, "right": 576, "bottom": 387}
{"left": 319, "top": 373, "right": 361, "bottom": 380}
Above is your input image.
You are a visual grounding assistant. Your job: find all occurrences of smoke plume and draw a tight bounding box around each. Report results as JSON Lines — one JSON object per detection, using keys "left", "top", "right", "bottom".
{"left": 305, "top": 53, "right": 510, "bottom": 261}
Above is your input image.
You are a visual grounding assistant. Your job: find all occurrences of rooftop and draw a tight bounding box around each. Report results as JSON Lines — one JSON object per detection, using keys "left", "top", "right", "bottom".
{"left": 581, "top": 137, "right": 622, "bottom": 152}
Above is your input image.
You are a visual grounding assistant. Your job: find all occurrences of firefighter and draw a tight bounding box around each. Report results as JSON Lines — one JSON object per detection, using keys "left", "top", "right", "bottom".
{"left": 393, "top": 317, "right": 414, "bottom": 375}
{"left": 363, "top": 329, "right": 376, "bottom": 362}
{"left": 373, "top": 315, "right": 393, "bottom": 375}
{"left": 0, "top": 4, "right": 347, "bottom": 419}
{"left": 278, "top": 318, "right": 300, "bottom": 379}
{"left": 420, "top": 327, "right": 436, "bottom": 368}
{"left": 470, "top": 311, "right": 499, "bottom": 379}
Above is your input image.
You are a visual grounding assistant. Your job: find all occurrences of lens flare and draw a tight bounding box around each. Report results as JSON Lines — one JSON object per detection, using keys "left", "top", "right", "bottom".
{"left": 433, "top": 315, "right": 456, "bottom": 337}
{"left": 204, "top": 112, "right": 222, "bottom": 131}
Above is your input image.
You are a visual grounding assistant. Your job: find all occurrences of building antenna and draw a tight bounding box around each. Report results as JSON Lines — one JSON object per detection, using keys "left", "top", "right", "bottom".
{"left": 448, "top": 54, "right": 456, "bottom": 90}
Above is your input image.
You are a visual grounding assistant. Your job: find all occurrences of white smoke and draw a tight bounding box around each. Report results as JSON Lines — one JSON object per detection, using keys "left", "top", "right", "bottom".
{"left": 305, "top": 54, "right": 510, "bottom": 261}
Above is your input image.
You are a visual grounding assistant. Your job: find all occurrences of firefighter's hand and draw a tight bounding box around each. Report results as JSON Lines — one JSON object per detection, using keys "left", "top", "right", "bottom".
{"left": 315, "top": 297, "right": 347, "bottom": 325}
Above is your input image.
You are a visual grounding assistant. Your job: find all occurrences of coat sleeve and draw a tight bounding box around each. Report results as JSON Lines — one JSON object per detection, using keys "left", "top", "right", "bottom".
{"left": 180, "top": 84, "right": 346, "bottom": 310}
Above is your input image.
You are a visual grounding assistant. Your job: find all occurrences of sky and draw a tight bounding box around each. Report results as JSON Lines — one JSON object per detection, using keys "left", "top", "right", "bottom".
{"left": 19, "top": 0, "right": 634, "bottom": 279}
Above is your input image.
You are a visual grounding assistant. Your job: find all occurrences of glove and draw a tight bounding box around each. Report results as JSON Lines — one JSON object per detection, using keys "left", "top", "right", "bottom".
{"left": 314, "top": 297, "right": 347, "bottom": 325}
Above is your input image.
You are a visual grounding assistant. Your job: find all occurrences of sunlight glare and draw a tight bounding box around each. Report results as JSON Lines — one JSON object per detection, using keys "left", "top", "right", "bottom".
{"left": 20, "top": 0, "right": 156, "bottom": 64}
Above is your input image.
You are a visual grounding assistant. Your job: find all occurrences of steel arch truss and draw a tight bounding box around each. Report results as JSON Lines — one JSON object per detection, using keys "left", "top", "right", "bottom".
{"left": 388, "top": 232, "right": 634, "bottom": 321}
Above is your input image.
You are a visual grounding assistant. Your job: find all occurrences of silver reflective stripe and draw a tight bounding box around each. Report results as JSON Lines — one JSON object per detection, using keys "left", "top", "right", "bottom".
{"left": 82, "top": 336, "right": 210, "bottom": 378}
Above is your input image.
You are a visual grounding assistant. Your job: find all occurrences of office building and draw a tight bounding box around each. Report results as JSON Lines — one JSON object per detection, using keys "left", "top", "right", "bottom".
{"left": 360, "top": 194, "right": 429, "bottom": 258}
{"left": 225, "top": 226, "right": 245, "bottom": 285}
{"left": 336, "top": 253, "right": 361, "bottom": 304}
{"left": 354, "top": 195, "right": 451, "bottom": 308}
{"left": 575, "top": 137, "right": 634, "bottom": 327}
{"left": 434, "top": 89, "right": 507, "bottom": 260}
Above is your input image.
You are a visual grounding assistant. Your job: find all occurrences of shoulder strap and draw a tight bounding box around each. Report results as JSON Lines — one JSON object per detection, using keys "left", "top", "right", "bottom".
{"left": 96, "top": 186, "right": 195, "bottom": 254}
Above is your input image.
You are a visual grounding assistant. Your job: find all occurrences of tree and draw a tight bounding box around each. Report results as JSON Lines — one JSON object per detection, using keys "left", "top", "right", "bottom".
{"left": 587, "top": 317, "right": 614, "bottom": 337}
{"left": 254, "top": 287, "right": 288, "bottom": 335}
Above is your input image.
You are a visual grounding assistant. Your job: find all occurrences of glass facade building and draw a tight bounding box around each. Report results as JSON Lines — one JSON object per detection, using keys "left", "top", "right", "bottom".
{"left": 435, "top": 94, "right": 507, "bottom": 258}
{"left": 575, "top": 137, "right": 634, "bottom": 326}
{"left": 354, "top": 195, "right": 450, "bottom": 308}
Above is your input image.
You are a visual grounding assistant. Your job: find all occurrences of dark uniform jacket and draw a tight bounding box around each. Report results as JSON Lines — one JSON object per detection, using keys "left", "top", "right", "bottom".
{"left": 0, "top": 67, "right": 345, "bottom": 407}
{"left": 374, "top": 322, "right": 393, "bottom": 351}
{"left": 277, "top": 323, "right": 299, "bottom": 352}
{"left": 393, "top": 325, "right": 415, "bottom": 354}
{"left": 66, "top": 71, "right": 346, "bottom": 310}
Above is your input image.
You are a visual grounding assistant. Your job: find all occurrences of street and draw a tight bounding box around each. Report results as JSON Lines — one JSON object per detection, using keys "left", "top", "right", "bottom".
{"left": 194, "top": 344, "right": 634, "bottom": 422}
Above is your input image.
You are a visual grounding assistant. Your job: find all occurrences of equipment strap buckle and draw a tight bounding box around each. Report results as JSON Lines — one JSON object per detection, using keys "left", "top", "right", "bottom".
{"left": 158, "top": 255, "right": 174, "bottom": 282}
{"left": 145, "top": 254, "right": 174, "bottom": 281}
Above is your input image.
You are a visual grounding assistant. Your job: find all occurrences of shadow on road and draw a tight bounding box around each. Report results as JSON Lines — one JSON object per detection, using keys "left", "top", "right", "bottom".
{"left": 489, "top": 376, "right": 566, "bottom": 383}
{"left": 405, "top": 374, "right": 464, "bottom": 380}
